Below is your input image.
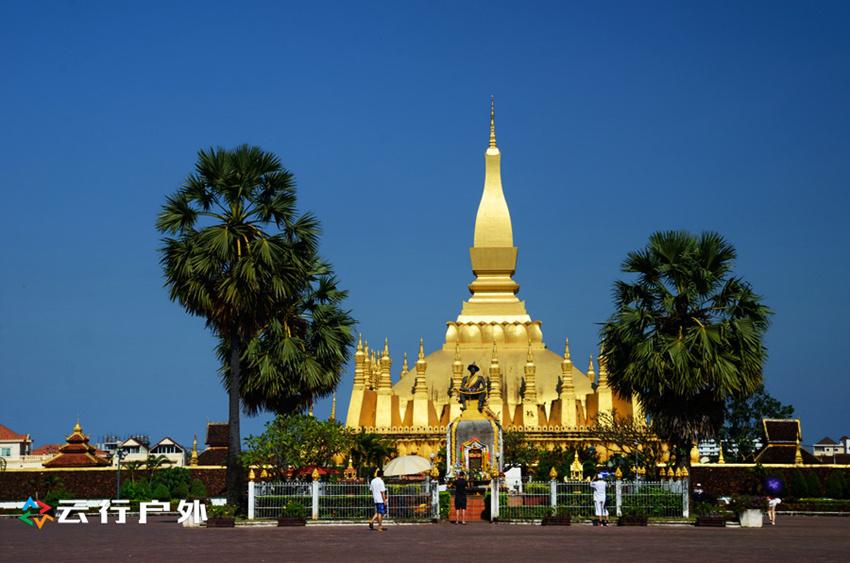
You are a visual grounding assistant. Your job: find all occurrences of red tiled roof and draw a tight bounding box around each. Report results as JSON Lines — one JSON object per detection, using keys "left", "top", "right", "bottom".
{"left": 0, "top": 423, "right": 30, "bottom": 441}
{"left": 32, "top": 444, "right": 62, "bottom": 455}
{"left": 43, "top": 423, "right": 110, "bottom": 468}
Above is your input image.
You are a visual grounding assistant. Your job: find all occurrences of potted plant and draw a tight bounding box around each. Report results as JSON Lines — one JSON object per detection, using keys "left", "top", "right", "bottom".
{"left": 541, "top": 506, "right": 572, "bottom": 526}
{"left": 206, "top": 504, "right": 237, "bottom": 528}
{"left": 730, "top": 495, "right": 765, "bottom": 528}
{"left": 693, "top": 501, "right": 733, "bottom": 527}
{"left": 617, "top": 506, "right": 648, "bottom": 526}
{"left": 277, "top": 501, "right": 307, "bottom": 527}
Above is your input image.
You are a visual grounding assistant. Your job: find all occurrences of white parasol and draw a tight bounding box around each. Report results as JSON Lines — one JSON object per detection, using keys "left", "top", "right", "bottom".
{"left": 382, "top": 455, "right": 432, "bottom": 476}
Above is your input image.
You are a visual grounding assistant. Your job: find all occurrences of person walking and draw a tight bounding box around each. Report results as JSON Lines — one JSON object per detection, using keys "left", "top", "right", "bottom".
{"left": 369, "top": 469, "right": 388, "bottom": 531}
{"left": 590, "top": 473, "right": 609, "bottom": 526}
{"left": 453, "top": 471, "right": 468, "bottom": 525}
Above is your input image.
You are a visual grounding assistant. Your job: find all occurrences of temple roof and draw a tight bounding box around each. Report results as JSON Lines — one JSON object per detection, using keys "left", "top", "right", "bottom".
{"left": 43, "top": 421, "right": 110, "bottom": 468}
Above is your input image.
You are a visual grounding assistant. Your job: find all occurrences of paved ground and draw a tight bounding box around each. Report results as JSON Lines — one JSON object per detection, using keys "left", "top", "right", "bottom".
{"left": 2, "top": 516, "right": 849, "bottom": 562}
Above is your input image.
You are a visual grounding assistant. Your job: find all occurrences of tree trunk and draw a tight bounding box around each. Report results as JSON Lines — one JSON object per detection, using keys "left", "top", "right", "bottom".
{"left": 226, "top": 332, "right": 244, "bottom": 509}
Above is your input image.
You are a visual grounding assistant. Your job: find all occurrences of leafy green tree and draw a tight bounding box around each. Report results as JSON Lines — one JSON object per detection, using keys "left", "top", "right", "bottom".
{"left": 590, "top": 410, "right": 664, "bottom": 476}
{"left": 242, "top": 414, "right": 353, "bottom": 479}
{"left": 600, "top": 231, "right": 772, "bottom": 453}
{"left": 157, "top": 145, "right": 354, "bottom": 505}
{"left": 502, "top": 430, "right": 539, "bottom": 472}
{"left": 719, "top": 384, "right": 794, "bottom": 462}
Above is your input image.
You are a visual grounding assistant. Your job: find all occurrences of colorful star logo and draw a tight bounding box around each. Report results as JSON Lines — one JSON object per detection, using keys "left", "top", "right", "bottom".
{"left": 19, "top": 497, "right": 54, "bottom": 529}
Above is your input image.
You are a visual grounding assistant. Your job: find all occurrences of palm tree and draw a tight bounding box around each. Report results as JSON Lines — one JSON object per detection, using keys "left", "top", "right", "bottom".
{"left": 156, "top": 145, "right": 353, "bottom": 506}
{"left": 600, "top": 231, "right": 771, "bottom": 455}
{"left": 351, "top": 432, "right": 396, "bottom": 478}
{"left": 121, "top": 460, "right": 145, "bottom": 483}
{"left": 144, "top": 454, "right": 173, "bottom": 479}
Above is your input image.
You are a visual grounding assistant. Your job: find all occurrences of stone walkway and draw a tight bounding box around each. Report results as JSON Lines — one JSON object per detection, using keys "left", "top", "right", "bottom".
{"left": 2, "top": 516, "right": 848, "bottom": 562}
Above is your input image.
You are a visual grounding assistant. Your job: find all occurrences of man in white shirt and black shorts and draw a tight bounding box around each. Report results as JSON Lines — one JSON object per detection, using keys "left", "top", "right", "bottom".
{"left": 369, "top": 469, "right": 388, "bottom": 531}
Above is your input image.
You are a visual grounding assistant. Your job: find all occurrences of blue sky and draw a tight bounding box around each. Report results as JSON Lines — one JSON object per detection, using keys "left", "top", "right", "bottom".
{"left": 1, "top": 1, "right": 848, "bottom": 450}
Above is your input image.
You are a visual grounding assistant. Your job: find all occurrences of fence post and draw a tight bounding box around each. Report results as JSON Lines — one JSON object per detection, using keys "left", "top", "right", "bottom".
{"left": 490, "top": 477, "right": 500, "bottom": 522}
{"left": 615, "top": 479, "right": 623, "bottom": 517}
{"left": 247, "top": 473, "right": 255, "bottom": 520}
{"left": 431, "top": 479, "right": 439, "bottom": 521}
{"left": 550, "top": 479, "right": 557, "bottom": 509}
{"left": 311, "top": 479, "right": 319, "bottom": 520}
{"left": 682, "top": 478, "right": 689, "bottom": 518}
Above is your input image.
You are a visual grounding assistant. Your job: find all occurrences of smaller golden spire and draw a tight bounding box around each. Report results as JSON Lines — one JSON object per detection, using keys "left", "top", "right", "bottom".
{"left": 489, "top": 95, "right": 497, "bottom": 148}
{"left": 418, "top": 337, "right": 425, "bottom": 361}
{"left": 401, "top": 352, "right": 409, "bottom": 375}
{"left": 717, "top": 441, "right": 726, "bottom": 464}
{"left": 383, "top": 337, "right": 390, "bottom": 359}
{"left": 73, "top": 418, "right": 82, "bottom": 434}
{"left": 308, "top": 400, "right": 314, "bottom": 417}
{"left": 190, "top": 434, "right": 199, "bottom": 466}
{"left": 356, "top": 333, "right": 363, "bottom": 353}
{"left": 330, "top": 393, "right": 337, "bottom": 420}
{"left": 587, "top": 355, "right": 596, "bottom": 383}
{"left": 564, "top": 337, "right": 571, "bottom": 361}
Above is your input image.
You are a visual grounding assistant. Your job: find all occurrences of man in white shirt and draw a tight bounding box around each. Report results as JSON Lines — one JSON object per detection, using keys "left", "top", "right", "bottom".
{"left": 590, "top": 473, "right": 609, "bottom": 526}
{"left": 369, "top": 469, "right": 388, "bottom": 531}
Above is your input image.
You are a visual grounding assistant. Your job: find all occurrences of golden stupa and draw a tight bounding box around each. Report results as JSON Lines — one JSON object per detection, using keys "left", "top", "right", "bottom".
{"left": 344, "top": 100, "right": 641, "bottom": 457}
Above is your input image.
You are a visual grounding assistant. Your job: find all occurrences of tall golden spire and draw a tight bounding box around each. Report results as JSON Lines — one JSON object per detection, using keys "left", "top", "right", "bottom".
{"left": 472, "top": 96, "right": 513, "bottom": 249}
{"left": 457, "top": 98, "right": 530, "bottom": 328}
{"left": 489, "top": 95, "right": 497, "bottom": 148}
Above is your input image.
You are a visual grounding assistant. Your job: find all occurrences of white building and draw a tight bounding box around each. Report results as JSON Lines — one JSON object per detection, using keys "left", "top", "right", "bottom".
{"left": 813, "top": 435, "right": 849, "bottom": 459}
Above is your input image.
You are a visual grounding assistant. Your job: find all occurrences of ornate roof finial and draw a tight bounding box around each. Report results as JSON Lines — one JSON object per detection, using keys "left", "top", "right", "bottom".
{"left": 190, "top": 434, "right": 199, "bottom": 466}
{"left": 489, "top": 95, "right": 497, "bottom": 148}
{"left": 73, "top": 418, "right": 82, "bottom": 434}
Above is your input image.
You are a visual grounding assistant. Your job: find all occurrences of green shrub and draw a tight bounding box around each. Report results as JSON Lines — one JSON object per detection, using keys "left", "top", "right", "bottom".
{"left": 151, "top": 467, "right": 191, "bottom": 499}
{"left": 151, "top": 483, "right": 170, "bottom": 501}
{"left": 280, "top": 501, "right": 305, "bottom": 518}
{"left": 805, "top": 472, "right": 823, "bottom": 497}
{"left": 790, "top": 471, "right": 809, "bottom": 498}
{"left": 121, "top": 480, "right": 152, "bottom": 502}
{"left": 207, "top": 503, "right": 237, "bottom": 518}
{"left": 439, "top": 491, "right": 451, "bottom": 519}
{"left": 825, "top": 473, "right": 846, "bottom": 500}
{"left": 189, "top": 479, "right": 208, "bottom": 499}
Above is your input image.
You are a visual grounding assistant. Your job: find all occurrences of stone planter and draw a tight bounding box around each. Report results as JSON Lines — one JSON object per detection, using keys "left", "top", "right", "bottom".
{"left": 541, "top": 515, "right": 571, "bottom": 526}
{"left": 277, "top": 517, "right": 307, "bottom": 527}
{"left": 738, "top": 509, "right": 763, "bottom": 528}
{"left": 206, "top": 517, "right": 236, "bottom": 528}
{"left": 617, "top": 516, "right": 648, "bottom": 526}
